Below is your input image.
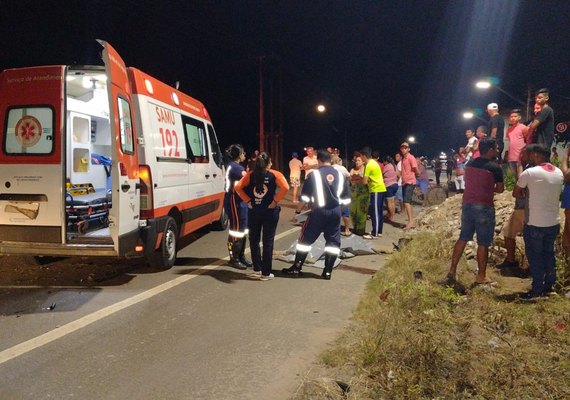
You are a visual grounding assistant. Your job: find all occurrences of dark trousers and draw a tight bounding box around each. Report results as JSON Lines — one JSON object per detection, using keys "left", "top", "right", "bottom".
{"left": 369, "top": 191, "right": 385, "bottom": 236}
{"left": 298, "top": 207, "right": 341, "bottom": 249}
{"left": 435, "top": 171, "right": 441, "bottom": 186}
{"left": 523, "top": 224, "right": 559, "bottom": 295}
{"left": 224, "top": 193, "right": 248, "bottom": 239}
{"left": 248, "top": 207, "right": 280, "bottom": 275}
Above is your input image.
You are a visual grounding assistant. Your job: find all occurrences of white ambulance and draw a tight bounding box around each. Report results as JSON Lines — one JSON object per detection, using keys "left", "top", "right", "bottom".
{"left": 0, "top": 40, "right": 227, "bottom": 269}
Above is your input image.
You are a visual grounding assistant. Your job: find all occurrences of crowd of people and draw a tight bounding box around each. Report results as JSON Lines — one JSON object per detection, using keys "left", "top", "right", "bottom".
{"left": 222, "top": 142, "right": 424, "bottom": 282}
{"left": 222, "top": 88, "right": 565, "bottom": 297}
{"left": 446, "top": 88, "right": 566, "bottom": 299}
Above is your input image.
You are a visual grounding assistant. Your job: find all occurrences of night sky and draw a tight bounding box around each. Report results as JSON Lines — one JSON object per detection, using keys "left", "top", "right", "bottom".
{"left": 2, "top": 0, "right": 570, "bottom": 161}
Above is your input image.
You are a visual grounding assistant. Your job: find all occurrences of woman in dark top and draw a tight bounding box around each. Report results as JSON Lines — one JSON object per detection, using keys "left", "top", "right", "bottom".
{"left": 235, "top": 152, "right": 289, "bottom": 280}
{"left": 224, "top": 144, "right": 251, "bottom": 268}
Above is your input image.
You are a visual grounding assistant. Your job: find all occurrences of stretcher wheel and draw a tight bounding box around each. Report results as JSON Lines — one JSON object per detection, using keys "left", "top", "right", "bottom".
{"left": 77, "top": 220, "right": 89, "bottom": 234}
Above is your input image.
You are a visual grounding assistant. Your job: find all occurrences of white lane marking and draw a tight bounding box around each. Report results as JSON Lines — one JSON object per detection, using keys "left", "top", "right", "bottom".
{"left": 0, "top": 226, "right": 300, "bottom": 365}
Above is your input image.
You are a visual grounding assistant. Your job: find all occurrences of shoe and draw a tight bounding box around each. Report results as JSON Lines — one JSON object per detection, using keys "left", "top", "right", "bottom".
{"left": 239, "top": 256, "right": 253, "bottom": 268}
{"left": 321, "top": 271, "right": 331, "bottom": 280}
{"left": 363, "top": 234, "right": 378, "bottom": 240}
{"left": 519, "top": 291, "right": 543, "bottom": 300}
{"left": 260, "top": 273, "right": 274, "bottom": 281}
{"left": 281, "top": 265, "right": 303, "bottom": 276}
{"left": 250, "top": 270, "right": 262, "bottom": 277}
{"left": 228, "top": 259, "right": 247, "bottom": 269}
{"left": 496, "top": 259, "right": 519, "bottom": 269}
{"left": 341, "top": 231, "right": 352, "bottom": 237}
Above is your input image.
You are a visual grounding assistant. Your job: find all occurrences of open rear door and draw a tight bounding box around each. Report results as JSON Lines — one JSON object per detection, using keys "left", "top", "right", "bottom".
{"left": 0, "top": 66, "right": 65, "bottom": 247}
{"left": 98, "top": 40, "right": 140, "bottom": 256}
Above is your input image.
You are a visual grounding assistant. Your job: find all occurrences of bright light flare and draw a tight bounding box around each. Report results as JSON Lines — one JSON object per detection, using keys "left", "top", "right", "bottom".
{"left": 463, "top": 112, "right": 474, "bottom": 119}
{"left": 475, "top": 81, "right": 491, "bottom": 89}
{"left": 316, "top": 104, "right": 326, "bottom": 113}
{"left": 408, "top": 136, "right": 416, "bottom": 143}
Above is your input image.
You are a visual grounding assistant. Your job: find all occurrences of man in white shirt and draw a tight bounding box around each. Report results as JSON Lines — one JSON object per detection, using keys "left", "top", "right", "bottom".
{"left": 302, "top": 146, "right": 318, "bottom": 178}
{"left": 514, "top": 144, "right": 563, "bottom": 299}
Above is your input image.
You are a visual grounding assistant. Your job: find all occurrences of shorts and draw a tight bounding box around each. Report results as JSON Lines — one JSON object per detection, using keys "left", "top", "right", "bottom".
{"left": 459, "top": 203, "right": 495, "bottom": 247}
{"left": 341, "top": 204, "right": 350, "bottom": 218}
{"left": 385, "top": 183, "right": 398, "bottom": 198}
{"left": 396, "top": 185, "right": 403, "bottom": 201}
{"left": 501, "top": 209, "right": 525, "bottom": 238}
{"left": 455, "top": 175, "right": 465, "bottom": 190}
{"left": 290, "top": 176, "right": 301, "bottom": 188}
{"left": 562, "top": 184, "right": 570, "bottom": 209}
{"left": 417, "top": 179, "right": 429, "bottom": 195}
{"left": 402, "top": 184, "right": 414, "bottom": 204}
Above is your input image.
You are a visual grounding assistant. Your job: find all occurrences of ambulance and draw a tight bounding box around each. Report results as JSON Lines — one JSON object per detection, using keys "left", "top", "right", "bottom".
{"left": 0, "top": 40, "right": 227, "bottom": 269}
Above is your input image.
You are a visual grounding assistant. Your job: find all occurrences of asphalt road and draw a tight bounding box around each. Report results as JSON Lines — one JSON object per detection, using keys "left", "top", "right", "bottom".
{"left": 0, "top": 194, "right": 419, "bottom": 400}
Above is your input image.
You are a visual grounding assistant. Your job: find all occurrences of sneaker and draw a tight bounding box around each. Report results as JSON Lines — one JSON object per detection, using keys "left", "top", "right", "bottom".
{"left": 496, "top": 259, "right": 519, "bottom": 269}
{"left": 260, "top": 273, "right": 274, "bottom": 281}
{"left": 363, "top": 234, "right": 379, "bottom": 240}
{"left": 321, "top": 272, "right": 331, "bottom": 280}
{"left": 250, "top": 270, "right": 262, "bottom": 277}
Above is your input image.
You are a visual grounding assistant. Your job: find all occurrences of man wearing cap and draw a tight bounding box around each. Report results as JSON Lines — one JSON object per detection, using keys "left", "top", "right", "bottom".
{"left": 400, "top": 142, "right": 419, "bottom": 229}
{"left": 289, "top": 152, "right": 303, "bottom": 203}
{"left": 487, "top": 103, "right": 505, "bottom": 162}
{"left": 527, "top": 88, "right": 555, "bottom": 148}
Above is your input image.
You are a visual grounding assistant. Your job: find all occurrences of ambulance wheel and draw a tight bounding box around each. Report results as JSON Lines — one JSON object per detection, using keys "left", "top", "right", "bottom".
{"left": 211, "top": 208, "right": 229, "bottom": 231}
{"left": 152, "top": 217, "right": 178, "bottom": 270}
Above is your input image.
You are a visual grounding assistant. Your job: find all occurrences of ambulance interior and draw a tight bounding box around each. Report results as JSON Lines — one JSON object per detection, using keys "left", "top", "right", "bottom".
{"left": 65, "top": 68, "right": 113, "bottom": 240}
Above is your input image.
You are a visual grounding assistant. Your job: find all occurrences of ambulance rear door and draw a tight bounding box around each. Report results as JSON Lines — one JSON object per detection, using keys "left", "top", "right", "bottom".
{"left": 0, "top": 66, "right": 65, "bottom": 248}
{"left": 98, "top": 40, "right": 140, "bottom": 256}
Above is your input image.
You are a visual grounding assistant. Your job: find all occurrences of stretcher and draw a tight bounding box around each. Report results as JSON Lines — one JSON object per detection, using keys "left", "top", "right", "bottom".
{"left": 66, "top": 189, "right": 112, "bottom": 234}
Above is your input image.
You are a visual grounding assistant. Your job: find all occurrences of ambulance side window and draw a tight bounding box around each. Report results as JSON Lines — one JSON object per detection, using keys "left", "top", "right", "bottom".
{"left": 117, "top": 97, "right": 134, "bottom": 154}
{"left": 207, "top": 124, "right": 223, "bottom": 168}
{"left": 3, "top": 106, "right": 54, "bottom": 155}
{"left": 182, "top": 115, "right": 209, "bottom": 163}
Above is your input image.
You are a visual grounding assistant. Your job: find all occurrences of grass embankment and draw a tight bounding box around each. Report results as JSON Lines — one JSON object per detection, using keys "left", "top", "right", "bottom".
{"left": 297, "top": 232, "right": 570, "bottom": 399}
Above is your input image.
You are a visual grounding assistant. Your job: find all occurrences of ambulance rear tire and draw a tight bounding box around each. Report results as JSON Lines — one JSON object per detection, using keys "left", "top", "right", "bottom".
{"left": 151, "top": 217, "right": 178, "bottom": 270}
{"left": 211, "top": 208, "right": 228, "bottom": 231}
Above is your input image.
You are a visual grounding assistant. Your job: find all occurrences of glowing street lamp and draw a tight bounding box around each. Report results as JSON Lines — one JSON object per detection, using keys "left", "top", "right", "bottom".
{"left": 462, "top": 110, "right": 486, "bottom": 122}
{"left": 408, "top": 136, "right": 416, "bottom": 144}
{"left": 475, "top": 81, "right": 491, "bottom": 89}
{"left": 316, "top": 104, "right": 326, "bottom": 113}
{"left": 475, "top": 79, "right": 526, "bottom": 107}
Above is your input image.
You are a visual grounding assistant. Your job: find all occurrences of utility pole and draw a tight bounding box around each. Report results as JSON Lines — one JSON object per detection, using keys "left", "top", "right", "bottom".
{"left": 258, "top": 56, "right": 265, "bottom": 152}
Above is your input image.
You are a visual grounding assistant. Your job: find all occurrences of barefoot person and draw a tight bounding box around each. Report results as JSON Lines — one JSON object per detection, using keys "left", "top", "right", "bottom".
{"left": 447, "top": 138, "right": 504, "bottom": 285}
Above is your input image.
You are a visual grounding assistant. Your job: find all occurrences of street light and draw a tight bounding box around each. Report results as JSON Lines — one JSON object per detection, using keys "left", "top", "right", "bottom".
{"left": 475, "top": 79, "right": 528, "bottom": 109}
{"left": 407, "top": 136, "right": 417, "bottom": 154}
{"left": 462, "top": 110, "right": 486, "bottom": 122}
{"left": 316, "top": 103, "right": 349, "bottom": 163}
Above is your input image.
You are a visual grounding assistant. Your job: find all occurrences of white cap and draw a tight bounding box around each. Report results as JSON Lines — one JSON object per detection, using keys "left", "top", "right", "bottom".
{"left": 487, "top": 103, "right": 498, "bottom": 110}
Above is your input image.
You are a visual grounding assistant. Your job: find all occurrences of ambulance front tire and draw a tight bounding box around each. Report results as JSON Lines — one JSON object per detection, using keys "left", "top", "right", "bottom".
{"left": 149, "top": 217, "right": 178, "bottom": 270}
